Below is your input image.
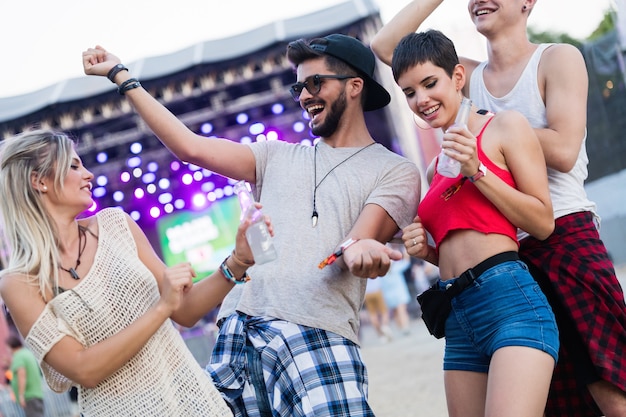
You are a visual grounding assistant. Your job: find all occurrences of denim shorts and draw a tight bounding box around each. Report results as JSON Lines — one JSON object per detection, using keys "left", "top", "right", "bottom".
{"left": 441, "top": 260, "right": 559, "bottom": 373}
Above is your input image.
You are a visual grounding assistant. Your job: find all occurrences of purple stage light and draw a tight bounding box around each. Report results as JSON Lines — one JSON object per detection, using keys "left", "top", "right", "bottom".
{"left": 120, "top": 172, "right": 131, "bottom": 183}
{"left": 96, "top": 175, "right": 108, "bottom": 186}
{"left": 93, "top": 187, "right": 106, "bottom": 198}
{"left": 200, "top": 122, "right": 213, "bottom": 134}
{"left": 158, "top": 193, "right": 173, "bottom": 204}
{"left": 171, "top": 161, "right": 181, "bottom": 171}
{"left": 147, "top": 161, "right": 158, "bottom": 172}
{"left": 236, "top": 113, "right": 249, "bottom": 124}
{"left": 249, "top": 122, "right": 265, "bottom": 135}
{"left": 182, "top": 173, "right": 193, "bottom": 185}
{"left": 130, "top": 142, "right": 143, "bottom": 154}
{"left": 271, "top": 103, "right": 284, "bottom": 115}
{"left": 158, "top": 178, "right": 170, "bottom": 189}
{"left": 134, "top": 188, "right": 145, "bottom": 199}
{"left": 174, "top": 199, "right": 185, "bottom": 209}
{"left": 213, "top": 188, "right": 225, "bottom": 199}
{"left": 192, "top": 193, "right": 207, "bottom": 208}
{"left": 113, "top": 191, "right": 124, "bottom": 202}
{"left": 146, "top": 184, "right": 157, "bottom": 194}
{"left": 127, "top": 156, "right": 142, "bottom": 168}
{"left": 223, "top": 184, "right": 234, "bottom": 196}
{"left": 149, "top": 207, "right": 161, "bottom": 219}
{"left": 293, "top": 121, "right": 305, "bottom": 133}
{"left": 142, "top": 172, "right": 156, "bottom": 184}
{"left": 130, "top": 211, "right": 141, "bottom": 221}
{"left": 96, "top": 152, "right": 108, "bottom": 163}
{"left": 266, "top": 130, "right": 279, "bottom": 141}
{"left": 200, "top": 182, "right": 215, "bottom": 193}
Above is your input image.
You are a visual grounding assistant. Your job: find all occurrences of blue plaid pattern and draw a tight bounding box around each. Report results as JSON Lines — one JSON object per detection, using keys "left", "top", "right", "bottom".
{"left": 207, "top": 313, "right": 374, "bottom": 417}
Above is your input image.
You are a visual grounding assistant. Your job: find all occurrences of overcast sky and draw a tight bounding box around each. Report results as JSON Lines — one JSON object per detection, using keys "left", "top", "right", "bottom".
{"left": 0, "top": 0, "right": 614, "bottom": 98}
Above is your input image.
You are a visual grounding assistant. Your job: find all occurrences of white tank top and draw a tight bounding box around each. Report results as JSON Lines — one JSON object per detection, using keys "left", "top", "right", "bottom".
{"left": 469, "top": 44, "right": 597, "bottom": 232}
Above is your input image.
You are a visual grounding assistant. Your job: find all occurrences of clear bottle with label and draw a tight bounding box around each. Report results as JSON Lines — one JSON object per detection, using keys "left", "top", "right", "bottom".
{"left": 233, "top": 180, "right": 277, "bottom": 264}
{"left": 437, "top": 97, "right": 472, "bottom": 178}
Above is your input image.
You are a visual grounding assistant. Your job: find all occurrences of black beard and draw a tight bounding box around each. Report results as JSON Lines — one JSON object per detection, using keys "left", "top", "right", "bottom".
{"left": 311, "top": 91, "right": 347, "bottom": 138}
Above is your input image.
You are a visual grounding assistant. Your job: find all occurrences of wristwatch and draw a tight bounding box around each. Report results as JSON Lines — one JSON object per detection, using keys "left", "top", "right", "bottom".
{"left": 468, "top": 162, "right": 487, "bottom": 183}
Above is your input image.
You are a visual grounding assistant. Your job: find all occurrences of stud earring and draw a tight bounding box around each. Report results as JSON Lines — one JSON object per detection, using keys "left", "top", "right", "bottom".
{"left": 42, "top": 186, "right": 48, "bottom": 191}
{"left": 523, "top": 5, "right": 527, "bottom": 10}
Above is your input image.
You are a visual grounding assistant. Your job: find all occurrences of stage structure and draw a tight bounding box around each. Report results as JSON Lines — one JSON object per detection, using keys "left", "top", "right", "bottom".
{"left": 0, "top": 0, "right": 426, "bottom": 271}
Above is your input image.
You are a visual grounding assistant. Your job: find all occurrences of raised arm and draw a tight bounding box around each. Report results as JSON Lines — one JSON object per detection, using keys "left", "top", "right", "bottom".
{"left": 537, "top": 43, "right": 588, "bottom": 172}
{"left": 131, "top": 207, "right": 269, "bottom": 327}
{"left": 371, "top": 0, "right": 444, "bottom": 65}
{"left": 82, "top": 46, "right": 256, "bottom": 183}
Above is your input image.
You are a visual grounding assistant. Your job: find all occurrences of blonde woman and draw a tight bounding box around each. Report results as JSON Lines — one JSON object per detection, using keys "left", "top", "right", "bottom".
{"left": 0, "top": 130, "right": 271, "bottom": 416}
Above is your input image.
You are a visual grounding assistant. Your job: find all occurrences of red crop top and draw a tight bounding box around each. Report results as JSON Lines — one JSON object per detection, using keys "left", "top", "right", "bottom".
{"left": 418, "top": 117, "right": 518, "bottom": 249}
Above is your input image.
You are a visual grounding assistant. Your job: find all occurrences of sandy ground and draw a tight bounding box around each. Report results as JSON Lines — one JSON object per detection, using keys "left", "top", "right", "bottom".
{"left": 360, "top": 264, "right": 626, "bottom": 417}
{"left": 361, "top": 318, "right": 447, "bottom": 416}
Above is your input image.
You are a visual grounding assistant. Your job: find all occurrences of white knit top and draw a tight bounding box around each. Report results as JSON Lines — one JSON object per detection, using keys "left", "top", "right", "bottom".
{"left": 25, "top": 208, "right": 232, "bottom": 416}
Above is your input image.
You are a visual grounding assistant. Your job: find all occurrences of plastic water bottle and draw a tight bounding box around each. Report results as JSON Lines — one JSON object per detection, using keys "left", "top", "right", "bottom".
{"left": 437, "top": 97, "right": 472, "bottom": 178}
{"left": 234, "top": 180, "right": 277, "bottom": 264}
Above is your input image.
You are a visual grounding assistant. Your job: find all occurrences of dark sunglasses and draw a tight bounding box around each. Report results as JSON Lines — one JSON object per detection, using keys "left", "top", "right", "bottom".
{"left": 289, "top": 74, "right": 356, "bottom": 101}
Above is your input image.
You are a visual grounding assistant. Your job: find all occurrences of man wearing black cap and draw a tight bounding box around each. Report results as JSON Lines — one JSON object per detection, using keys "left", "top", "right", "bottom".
{"left": 83, "top": 34, "right": 420, "bottom": 417}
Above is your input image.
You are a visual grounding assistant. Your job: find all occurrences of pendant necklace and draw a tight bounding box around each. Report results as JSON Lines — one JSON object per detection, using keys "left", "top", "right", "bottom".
{"left": 312, "top": 142, "right": 376, "bottom": 227}
{"left": 59, "top": 225, "right": 88, "bottom": 280}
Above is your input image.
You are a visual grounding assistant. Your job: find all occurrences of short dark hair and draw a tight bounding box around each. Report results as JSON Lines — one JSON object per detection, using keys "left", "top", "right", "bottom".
{"left": 391, "top": 30, "right": 459, "bottom": 82}
{"left": 7, "top": 334, "right": 23, "bottom": 349}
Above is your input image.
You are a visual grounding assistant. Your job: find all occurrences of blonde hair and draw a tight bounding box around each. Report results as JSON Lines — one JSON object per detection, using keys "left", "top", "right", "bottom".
{"left": 0, "top": 130, "right": 76, "bottom": 300}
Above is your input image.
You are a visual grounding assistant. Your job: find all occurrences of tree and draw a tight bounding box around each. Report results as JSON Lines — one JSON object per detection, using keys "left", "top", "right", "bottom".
{"left": 589, "top": 9, "right": 617, "bottom": 40}
{"left": 527, "top": 8, "right": 615, "bottom": 46}
{"left": 528, "top": 28, "right": 582, "bottom": 48}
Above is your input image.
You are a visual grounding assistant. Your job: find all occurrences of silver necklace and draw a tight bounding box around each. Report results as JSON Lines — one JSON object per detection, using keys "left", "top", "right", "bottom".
{"left": 311, "top": 142, "right": 376, "bottom": 227}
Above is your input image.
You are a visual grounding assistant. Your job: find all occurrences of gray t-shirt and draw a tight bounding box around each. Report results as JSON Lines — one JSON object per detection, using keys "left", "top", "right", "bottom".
{"left": 218, "top": 140, "right": 420, "bottom": 344}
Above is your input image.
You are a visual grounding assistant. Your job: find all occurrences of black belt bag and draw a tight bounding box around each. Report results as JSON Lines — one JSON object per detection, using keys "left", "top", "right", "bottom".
{"left": 417, "top": 251, "right": 519, "bottom": 339}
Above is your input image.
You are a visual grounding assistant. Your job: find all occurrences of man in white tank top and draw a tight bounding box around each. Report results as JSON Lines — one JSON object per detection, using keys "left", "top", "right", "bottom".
{"left": 371, "top": 1, "right": 626, "bottom": 416}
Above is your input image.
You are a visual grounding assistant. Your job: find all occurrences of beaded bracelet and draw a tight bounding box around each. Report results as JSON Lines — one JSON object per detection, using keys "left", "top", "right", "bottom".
{"left": 117, "top": 78, "right": 141, "bottom": 95}
{"left": 107, "top": 63, "right": 128, "bottom": 83}
{"left": 219, "top": 256, "right": 250, "bottom": 284}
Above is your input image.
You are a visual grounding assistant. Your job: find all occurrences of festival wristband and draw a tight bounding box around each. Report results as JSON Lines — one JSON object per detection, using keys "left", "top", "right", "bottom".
{"left": 318, "top": 238, "right": 359, "bottom": 269}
